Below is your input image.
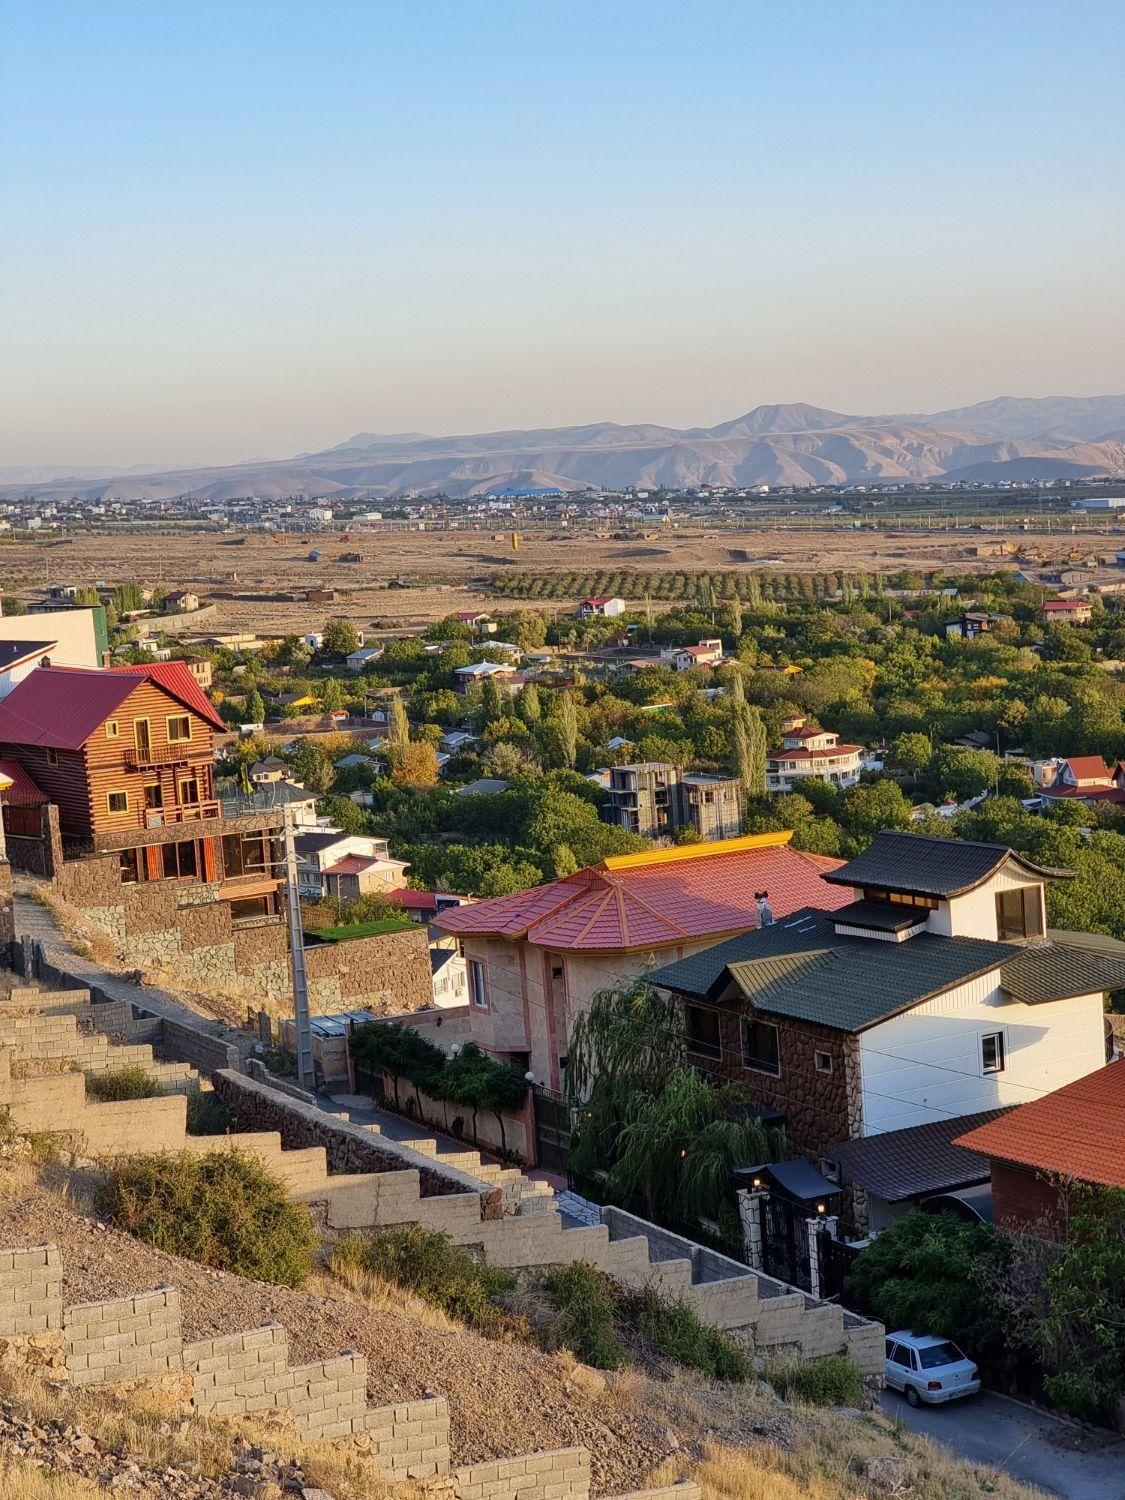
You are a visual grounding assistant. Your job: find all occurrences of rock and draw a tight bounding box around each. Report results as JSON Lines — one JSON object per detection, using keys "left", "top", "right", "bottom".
{"left": 862, "top": 1455, "right": 913, "bottom": 1493}
{"left": 564, "top": 1363, "right": 606, "bottom": 1399}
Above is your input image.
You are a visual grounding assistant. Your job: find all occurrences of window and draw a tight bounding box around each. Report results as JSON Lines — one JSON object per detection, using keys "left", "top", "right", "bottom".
{"left": 863, "top": 888, "right": 939, "bottom": 910}
{"left": 685, "top": 1005, "right": 723, "bottom": 1061}
{"left": 468, "top": 959, "right": 489, "bottom": 1010}
{"left": 814, "top": 1050, "right": 833, "bottom": 1074}
{"left": 167, "top": 715, "right": 191, "bottom": 743}
{"left": 119, "top": 847, "right": 141, "bottom": 884}
{"left": 161, "top": 839, "right": 198, "bottom": 879}
{"left": 230, "top": 895, "right": 274, "bottom": 923}
{"left": 177, "top": 776, "right": 200, "bottom": 805}
{"left": 741, "top": 1017, "right": 780, "bottom": 1076}
{"left": 106, "top": 790, "right": 129, "bottom": 814}
{"left": 105, "top": 720, "right": 119, "bottom": 739}
{"left": 981, "top": 1032, "right": 1006, "bottom": 1074}
{"left": 222, "top": 831, "right": 276, "bottom": 878}
{"left": 996, "top": 886, "right": 1043, "bottom": 941}
{"left": 45, "top": 748, "right": 59, "bottom": 767}
{"left": 144, "top": 783, "right": 163, "bottom": 810}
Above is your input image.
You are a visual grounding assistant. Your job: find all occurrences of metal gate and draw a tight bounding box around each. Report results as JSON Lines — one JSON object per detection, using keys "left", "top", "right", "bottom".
{"left": 532, "top": 1086, "right": 572, "bottom": 1175}
{"left": 759, "top": 1193, "right": 814, "bottom": 1291}
{"left": 816, "top": 1228, "right": 863, "bottom": 1301}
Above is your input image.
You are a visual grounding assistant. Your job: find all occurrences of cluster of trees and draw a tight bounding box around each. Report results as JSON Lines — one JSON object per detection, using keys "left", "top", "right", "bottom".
{"left": 348, "top": 1027, "right": 528, "bottom": 1157}
{"left": 847, "top": 1192, "right": 1125, "bottom": 1424}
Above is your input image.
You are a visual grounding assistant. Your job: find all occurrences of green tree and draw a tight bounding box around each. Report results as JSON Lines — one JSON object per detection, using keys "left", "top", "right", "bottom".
{"left": 891, "top": 732, "right": 933, "bottom": 776}
{"left": 517, "top": 681, "right": 541, "bottom": 724}
{"left": 245, "top": 688, "right": 266, "bottom": 724}
{"left": 322, "top": 618, "right": 360, "bottom": 657}
{"left": 322, "top": 676, "right": 344, "bottom": 713}
{"left": 388, "top": 692, "right": 410, "bottom": 747}
{"left": 557, "top": 690, "right": 578, "bottom": 769}
{"left": 931, "top": 745, "right": 1000, "bottom": 800}
{"left": 732, "top": 702, "right": 766, "bottom": 799}
{"left": 840, "top": 779, "right": 913, "bottom": 845}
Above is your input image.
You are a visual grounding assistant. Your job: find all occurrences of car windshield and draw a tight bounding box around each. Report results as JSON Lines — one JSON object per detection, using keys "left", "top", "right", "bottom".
{"left": 918, "top": 1341, "right": 965, "bottom": 1368}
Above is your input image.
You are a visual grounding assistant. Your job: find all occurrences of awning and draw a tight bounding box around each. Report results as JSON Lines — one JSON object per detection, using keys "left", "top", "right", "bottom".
{"left": 733, "top": 1158, "right": 839, "bottom": 1204}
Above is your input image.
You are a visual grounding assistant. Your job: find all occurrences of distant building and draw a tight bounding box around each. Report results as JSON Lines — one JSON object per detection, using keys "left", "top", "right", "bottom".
{"left": 578, "top": 596, "right": 627, "bottom": 618}
{"left": 164, "top": 590, "right": 199, "bottom": 613}
{"left": 606, "top": 761, "right": 743, "bottom": 841}
{"left": 1042, "top": 599, "right": 1092, "bottom": 625}
{"left": 345, "top": 646, "right": 383, "bottom": 672}
{"left": 766, "top": 722, "right": 863, "bottom": 793}
{"left": 0, "top": 640, "right": 57, "bottom": 700}
{"left": 452, "top": 660, "right": 518, "bottom": 692}
{"left": 945, "top": 611, "right": 1007, "bottom": 640}
{"left": 660, "top": 638, "right": 725, "bottom": 671}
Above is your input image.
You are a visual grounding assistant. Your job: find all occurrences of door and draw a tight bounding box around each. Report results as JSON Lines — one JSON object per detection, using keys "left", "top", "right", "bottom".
{"left": 886, "top": 1341, "right": 913, "bottom": 1392}
{"left": 134, "top": 718, "right": 152, "bottom": 757}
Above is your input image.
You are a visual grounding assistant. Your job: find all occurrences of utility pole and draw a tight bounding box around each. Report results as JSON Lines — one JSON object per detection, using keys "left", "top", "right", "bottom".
{"left": 281, "top": 806, "right": 315, "bottom": 1089}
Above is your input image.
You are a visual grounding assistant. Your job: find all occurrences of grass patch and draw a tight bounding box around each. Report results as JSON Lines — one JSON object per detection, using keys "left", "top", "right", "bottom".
{"left": 84, "top": 1066, "right": 165, "bottom": 1102}
{"left": 332, "top": 1225, "right": 525, "bottom": 1340}
{"left": 764, "top": 1354, "right": 863, "bottom": 1407}
{"left": 98, "top": 1148, "right": 316, "bottom": 1286}
{"left": 305, "top": 917, "right": 416, "bottom": 941}
{"left": 629, "top": 1288, "right": 750, "bottom": 1381}
{"left": 185, "top": 1088, "right": 232, "bottom": 1135}
{"left": 545, "top": 1261, "right": 626, "bottom": 1370}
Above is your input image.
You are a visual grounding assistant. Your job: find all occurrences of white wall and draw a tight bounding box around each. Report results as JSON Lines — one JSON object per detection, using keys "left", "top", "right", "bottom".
{"left": 859, "top": 970, "right": 1106, "bottom": 1135}
{"left": 0, "top": 609, "right": 99, "bottom": 668}
{"left": 927, "top": 867, "right": 1044, "bottom": 940}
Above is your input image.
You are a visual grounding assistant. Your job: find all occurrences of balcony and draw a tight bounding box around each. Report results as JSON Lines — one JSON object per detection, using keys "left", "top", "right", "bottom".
{"left": 124, "top": 744, "right": 194, "bottom": 770}
{"left": 143, "top": 801, "right": 220, "bottom": 827}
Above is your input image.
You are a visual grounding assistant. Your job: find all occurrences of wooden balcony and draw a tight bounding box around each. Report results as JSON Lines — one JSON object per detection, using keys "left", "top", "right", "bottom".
{"left": 123, "top": 745, "right": 195, "bottom": 770}
{"left": 143, "top": 801, "right": 220, "bottom": 827}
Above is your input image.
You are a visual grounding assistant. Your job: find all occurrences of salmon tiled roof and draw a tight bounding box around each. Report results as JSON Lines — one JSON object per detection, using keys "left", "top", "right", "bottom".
{"left": 433, "top": 832, "right": 850, "bottom": 953}
{"left": 955, "top": 1061, "right": 1125, "bottom": 1190}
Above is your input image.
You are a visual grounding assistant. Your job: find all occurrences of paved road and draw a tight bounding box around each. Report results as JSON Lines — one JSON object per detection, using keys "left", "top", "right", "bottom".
{"left": 881, "top": 1388, "right": 1125, "bottom": 1499}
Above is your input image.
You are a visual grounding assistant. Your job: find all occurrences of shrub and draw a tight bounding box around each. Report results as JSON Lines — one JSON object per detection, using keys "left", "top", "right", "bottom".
{"left": 336, "top": 1225, "right": 521, "bottom": 1338}
{"left": 98, "top": 1149, "right": 315, "bottom": 1286}
{"left": 631, "top": 1289, "right": 751, "bottom": 1381}
{"left": 765, "top": 1354, "right": 863, "bottom": 1407}
{"left": 545, "top": 1261, "right": 625, "bottom": 1370}
{"left": 85, "top": 1067, "right": 165, "bottom": 1102}
{"left": 185, "top": 1090, "right": 232, "bottom": 1136}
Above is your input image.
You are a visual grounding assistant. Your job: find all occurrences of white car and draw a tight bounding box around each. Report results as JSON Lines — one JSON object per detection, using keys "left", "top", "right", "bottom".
{"left": 884, "top": 1331, "right": 981, "bottom": 1406}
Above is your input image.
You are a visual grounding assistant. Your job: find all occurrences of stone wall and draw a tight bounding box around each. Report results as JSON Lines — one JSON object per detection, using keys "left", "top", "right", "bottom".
{"left": 302, "top": 927, "right": 433, "bottom": 1014}
{"left": 453, "top": 1449, "right": 590, "bottom": 1500}
{"left": 0, "top": 1254, "right": 450, "bottom": 1480}
{"left": 687, "top": 999, "right": 862, "bottom": 1158}
{"left": 211, "top": 1068, "right": 502, "bottom": 1211}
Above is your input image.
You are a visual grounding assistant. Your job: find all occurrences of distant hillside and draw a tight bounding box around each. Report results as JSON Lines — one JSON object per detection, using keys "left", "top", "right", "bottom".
{"left": 8, "top": 395, "right": 1125, "bottom": 501}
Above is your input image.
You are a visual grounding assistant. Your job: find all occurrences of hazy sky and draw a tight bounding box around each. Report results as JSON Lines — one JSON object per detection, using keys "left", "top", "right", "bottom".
{"left": 2, "top": 0, "right": 1124, "bottom": 469}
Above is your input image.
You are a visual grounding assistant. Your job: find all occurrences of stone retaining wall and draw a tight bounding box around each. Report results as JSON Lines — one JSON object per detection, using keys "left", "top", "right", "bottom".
{"left": 453, "top": 1448, "right": 591, "bottom": 1500}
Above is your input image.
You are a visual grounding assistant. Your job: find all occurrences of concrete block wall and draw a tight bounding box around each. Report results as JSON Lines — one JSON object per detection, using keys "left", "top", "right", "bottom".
{"left": 65, "top": 1287, "right": 183, "bottom": 1387}
{"left": 0, "top": 1009, "right": 199, "bottom": 1093}
{"left": 0, "top": 1244, "right": 62, "bottom": 1336}
{"left": 453, "top": 1447, "right": 591, "bottom": 1500}
{"left": 362, "top": 1396, "right": 452, "bottom": 1481}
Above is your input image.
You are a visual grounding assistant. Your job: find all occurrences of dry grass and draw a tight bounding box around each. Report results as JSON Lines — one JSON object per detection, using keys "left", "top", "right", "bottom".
{"left": 0, "top": 1463, "right": 107, "bottom": 1499}
{"left": 0, "top": 1361, "right": 408, "bottom": 1500}
{"left": 316, "top": 1246, "right": 464, "bottom": 1334}
{"left": 10, "top": 1058, "right": 77, "bottom": 1079}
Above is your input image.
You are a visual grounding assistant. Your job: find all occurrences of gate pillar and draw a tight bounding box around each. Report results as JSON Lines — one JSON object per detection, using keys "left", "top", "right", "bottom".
{"left": 737, "top": 1187, "right": 768, "bottom": 1270}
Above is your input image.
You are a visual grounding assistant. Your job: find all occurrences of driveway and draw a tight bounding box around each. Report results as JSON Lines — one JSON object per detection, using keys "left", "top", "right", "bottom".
{"left": 880, "top": 1388, "right": 1125, "bottom": 1499}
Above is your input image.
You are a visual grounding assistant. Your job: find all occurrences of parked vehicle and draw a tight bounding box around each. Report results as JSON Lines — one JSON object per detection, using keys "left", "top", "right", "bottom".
{"left": 884, "top": 1331, "right": 981, "bottom": 1406}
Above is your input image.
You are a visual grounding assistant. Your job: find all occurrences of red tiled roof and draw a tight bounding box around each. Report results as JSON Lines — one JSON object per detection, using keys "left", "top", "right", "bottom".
{"left": 0, "top": 759, "right": 47, "bottom": 804}
{"left": 434, "top": 833, "right": 850, "bottom": 953}
{"left": 768, "top": 745, "right": 861, "bottom": 763}
{"left": 955, "top": 1060, "right": 1125, "bottom": 1190}
{"left": 107, "top": 662, "right": 226, "bottom": 730}
{"left": 322, "top": 854, "right": 383, "bottom": 876}
{"left": 1043, "top": 599, "right": 1089, "bottom": 611}
{"left": 582, "top": 596, "right": 620, "bottom": 607}
{"left": 1062, "top": 756, "right": 1112, "bottom": 782}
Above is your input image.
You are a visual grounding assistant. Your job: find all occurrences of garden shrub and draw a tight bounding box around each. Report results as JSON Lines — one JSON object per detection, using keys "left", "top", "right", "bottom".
{"left": 85, "top": 1067, "right": 165, "bottom": 1102}
{"left": 98, "top": 1149, "right": 315, "bottom": 1287}
{"left": 545, "top": 1260, "right": 625, "bottom": 1370}
{"left": 185, "top": 1089, "right": 232, "bottom": 1136}
{"left": 629, "top": 1288, "right": 750, "bottom": 1381}
{"left": 766, "top": 1354, "right": 863, "bottom": 1406}
{"left": 336, "top": 1225, "right": 521, "bottom": 1338}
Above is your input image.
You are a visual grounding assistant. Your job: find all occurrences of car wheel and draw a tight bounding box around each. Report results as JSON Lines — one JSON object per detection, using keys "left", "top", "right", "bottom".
{"left": 905, "top": 1386, "right": 921, "bottom": 1408}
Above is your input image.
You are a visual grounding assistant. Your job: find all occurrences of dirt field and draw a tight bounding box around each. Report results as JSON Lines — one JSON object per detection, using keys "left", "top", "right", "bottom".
{"left": 0, "top": 521, "right": 1106, "bottom": 636}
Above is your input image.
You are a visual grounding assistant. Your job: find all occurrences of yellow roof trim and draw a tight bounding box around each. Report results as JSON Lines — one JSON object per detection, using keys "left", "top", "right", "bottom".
{"left": 601, "top": 830, "right": 794, "bottom": 872}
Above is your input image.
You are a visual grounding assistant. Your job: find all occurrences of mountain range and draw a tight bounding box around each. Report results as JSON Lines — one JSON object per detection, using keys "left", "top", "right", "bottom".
{"left": 7, "top": 395, "right": 1125, "bottom": 503}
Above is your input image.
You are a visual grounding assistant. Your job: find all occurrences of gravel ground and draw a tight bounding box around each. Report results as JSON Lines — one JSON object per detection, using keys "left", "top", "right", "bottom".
{"left": 0, "top": 1187, "right": 669, "bottom": 1495}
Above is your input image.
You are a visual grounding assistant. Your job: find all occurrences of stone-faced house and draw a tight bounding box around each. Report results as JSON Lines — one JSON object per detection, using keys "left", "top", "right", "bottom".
{"left": 433, "top": 831, "right": 852, "bottom": 1089}
{"left": 648, "top": 832, "right": 1125, "bottom": 1167}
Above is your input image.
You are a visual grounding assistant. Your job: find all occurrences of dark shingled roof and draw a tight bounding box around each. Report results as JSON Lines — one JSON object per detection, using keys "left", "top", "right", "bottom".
{"left": 828, "top": 1110, "right": 1010, "bottom": 1202}
{"left": 832, "top": 898, "right": 931, "bottom": 933}
{"left": 821, "top": 830, "right": 1072, "bottom": 899}
{"left": 648, "top": 909, "right": 1017, "bottom": 1033}
{"left": 0, "top": 641, "right": 55, "bottom": 671}
{"left": 1001, "top": 942, "right": 1125, "bottom": 1004}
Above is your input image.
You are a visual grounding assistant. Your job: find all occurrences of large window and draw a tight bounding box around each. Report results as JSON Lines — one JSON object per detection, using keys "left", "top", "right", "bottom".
{"left": 741, "top": 1017, "right": 780, "bottom": 1076}
{"left": 468, "top": 959, "right": 489, "bottom": 1010}
{"left": 119, "top": 847, "right": 141, "bottom": 883}
{"left": 685, "top": 1005, "right": 723, "bottom": 1061}
{"left": 161, "top": 839, "right": 198, "bottom": 879}
{"left": 996, "top": 886, "right": 1043, "bottom": 940}
{"left": 230, "top": 894, "right": 275, "bottom": 923}
{"left": 221, "top": 830, "right": 277, "bottom": 878}
{"left": 167, "top": 715, "right": 192, "bottom": 743}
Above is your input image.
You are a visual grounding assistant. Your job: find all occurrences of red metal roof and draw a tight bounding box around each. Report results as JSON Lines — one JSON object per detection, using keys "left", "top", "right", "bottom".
{"left": 1043, "top": 599, "right": 1089, "bottom": 611}
{"left": 107, "top": 662, "right": 226, "bottom": 730}
{"left": 0, "top": 663, "right": 226, "bottom": 751}
{"left": 1062, "top": 756, "right": 1112, "bottom": 782}
{"left": 387, "top": 889, "right": 439, "bottom": 911}
{"left": 0, "top": 759, "right": 47, "bottom": 804}
{"left": 322, "top": 854, "right": 383, "bottom": 876}
{"left": 434, "top": 834, "right": 850, "bottom": 953}
{"left": 955, "top": 1060, "right": 1125, "bottom": 1191}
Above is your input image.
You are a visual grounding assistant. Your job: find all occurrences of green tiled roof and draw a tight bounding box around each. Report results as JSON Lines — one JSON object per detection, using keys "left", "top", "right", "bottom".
{"left": 649, "top": 910, "right": 1017, "bottom": 1033}
{"left": 1000, "top": 943, "right": 1125, "bottom": 1004}
{"left": 821, "top": 830, "right": 1072, "bottom": 899}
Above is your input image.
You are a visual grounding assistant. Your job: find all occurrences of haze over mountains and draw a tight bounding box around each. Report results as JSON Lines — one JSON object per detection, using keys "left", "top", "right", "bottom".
{"left": 7, "top": 394, "right": 1125, "bottom": 503}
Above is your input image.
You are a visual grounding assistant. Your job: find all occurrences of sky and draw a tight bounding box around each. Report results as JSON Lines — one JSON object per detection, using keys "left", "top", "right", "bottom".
{"left": 1, "top": 0, "right": 1124, "bottom": 470}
